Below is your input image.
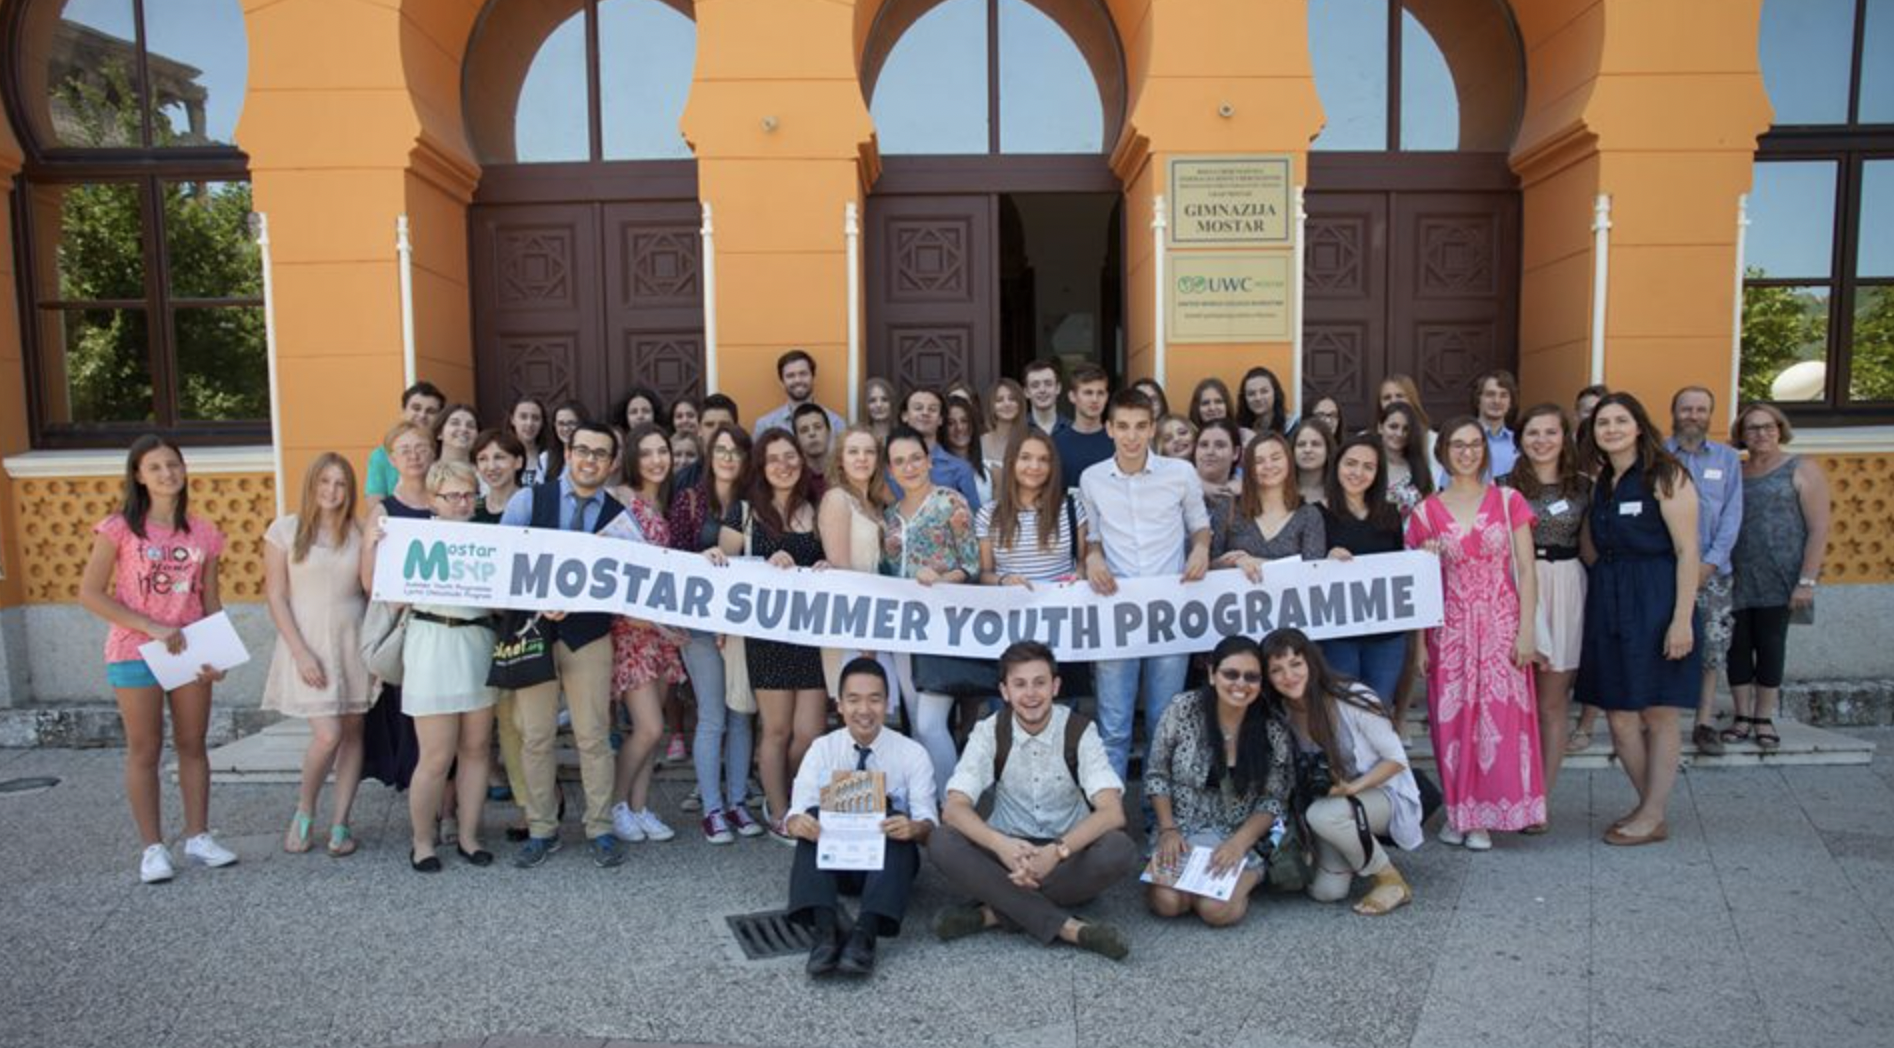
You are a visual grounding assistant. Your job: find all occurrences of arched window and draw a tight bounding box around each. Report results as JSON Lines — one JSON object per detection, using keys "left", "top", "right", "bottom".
{"left": 863, "top": 0, "right": 1124, "bottom": 156}
{"left": 1743, "top": 0, "right": 1894, "bottom": 413}
{"left": 464, "top": 0, "right": 696, "bottom": 165}
{"left": 1309, "top": 0, "right": 1523, "bottom": 152}
{"left": 5, "top": 0, "right": 262, "bottom": 445}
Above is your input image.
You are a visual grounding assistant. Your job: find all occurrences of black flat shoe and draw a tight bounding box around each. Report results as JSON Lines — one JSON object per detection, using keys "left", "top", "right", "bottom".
{"left": 457, "top": 846, "right": 495, "bottom": 867}
{"left": 805, "top": 929, "right": 844, "bottom": 977}
{"left": 836, "top": 931, "right": 877, "bottom": 978}
{"left": 409, "top": 850, "right": 442, "bottom": 874}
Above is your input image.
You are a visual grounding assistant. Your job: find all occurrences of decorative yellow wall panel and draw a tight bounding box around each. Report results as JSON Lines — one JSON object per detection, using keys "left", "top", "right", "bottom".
{"left": 15, "top": 473, "right": 275, "bottom": 604}
{"left": 1820, "top": 453, "right": 1894, "bottom": 585}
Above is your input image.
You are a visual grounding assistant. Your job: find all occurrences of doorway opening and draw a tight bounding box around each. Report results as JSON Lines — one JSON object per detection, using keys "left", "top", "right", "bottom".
{"left": 998, "top": 193, "right": 1123, "bottom": 382}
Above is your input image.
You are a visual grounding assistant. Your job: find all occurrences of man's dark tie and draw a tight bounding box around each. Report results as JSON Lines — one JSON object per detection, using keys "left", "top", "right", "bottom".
{"left": 854, "top": 744, "right": 872, "bottom": 771}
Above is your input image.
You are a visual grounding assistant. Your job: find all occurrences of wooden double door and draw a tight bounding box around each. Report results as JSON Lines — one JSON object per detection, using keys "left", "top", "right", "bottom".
{"left": 469, "top": 166, "right": 703, "bottom": 421}
{"left": 1302, "top": 156, "right": 1522, "bottom": 428}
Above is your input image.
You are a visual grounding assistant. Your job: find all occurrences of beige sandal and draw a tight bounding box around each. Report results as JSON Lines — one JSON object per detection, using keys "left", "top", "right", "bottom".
{"left": 1353, "top": 867, "right": 1413, "bottom": 916}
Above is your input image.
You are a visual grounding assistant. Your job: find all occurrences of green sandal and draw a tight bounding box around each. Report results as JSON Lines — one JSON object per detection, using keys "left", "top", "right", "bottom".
{"left": 283, "top": 811, "right": 314, "bottom": 854}
{"left": 327, "top": 824, "right": 358, "bottom": 858}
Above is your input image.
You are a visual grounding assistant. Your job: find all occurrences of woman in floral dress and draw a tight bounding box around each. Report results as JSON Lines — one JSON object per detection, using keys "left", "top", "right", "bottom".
{"left": 1404, "top": 417, "right": 1544, "bottom": 851}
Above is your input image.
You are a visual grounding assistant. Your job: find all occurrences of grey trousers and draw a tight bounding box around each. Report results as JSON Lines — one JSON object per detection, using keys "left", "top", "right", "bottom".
{"left": 929, "top": 825, "right": 1139, "bottom": 943}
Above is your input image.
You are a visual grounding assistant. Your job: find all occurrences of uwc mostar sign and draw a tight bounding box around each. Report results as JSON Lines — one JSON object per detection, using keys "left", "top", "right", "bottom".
{"left": 373, "top": 519, "right": 1443, "bottom": 662}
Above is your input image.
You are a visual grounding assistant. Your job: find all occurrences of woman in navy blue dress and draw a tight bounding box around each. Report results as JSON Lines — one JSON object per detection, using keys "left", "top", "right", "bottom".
{"left": 1576, "top": 393, "right": 1700, "bottom": 847}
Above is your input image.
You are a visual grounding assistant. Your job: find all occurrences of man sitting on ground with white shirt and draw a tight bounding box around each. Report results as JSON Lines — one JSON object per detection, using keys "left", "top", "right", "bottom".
{"left": 784, "top": 657, "right": 937, "bottom": 978}
{"left": 930, "top": 641, "right": 1138, "bottom": 960}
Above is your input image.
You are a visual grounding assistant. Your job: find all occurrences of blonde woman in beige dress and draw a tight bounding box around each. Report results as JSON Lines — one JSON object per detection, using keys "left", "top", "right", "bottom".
{"left": 819, "top": 425, "right": 892, "bottom": 695}
{"left": 263, "top": 454, "right": 373, "bottom": 857}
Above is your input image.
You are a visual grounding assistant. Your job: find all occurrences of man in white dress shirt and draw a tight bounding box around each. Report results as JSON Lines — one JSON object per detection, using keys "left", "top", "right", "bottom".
{"left": 931, "top": 642, "right": 1138, "bottom": 959}
{"left": 784, "top": 657, "right": 937, "bottom": 978}
{"left": 1080, "top": 388, "right": 1213, "bottom": 784}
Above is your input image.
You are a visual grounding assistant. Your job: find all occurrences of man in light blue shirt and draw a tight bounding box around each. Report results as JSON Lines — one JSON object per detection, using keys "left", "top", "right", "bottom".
{"left": 887, "top": 387, "right": 982, "bottom": 511}
{"left": 752, "top": 349, "right": 845, "bottom": 438}
{"left": 1666, "top": 386, "right": 1743, "bottom": 756}
{"left": 1474, "top": 369, "right": 1520, "bottom": 480}
{"left": 1080, "top": 389, "right": 1211, "bottom": 786}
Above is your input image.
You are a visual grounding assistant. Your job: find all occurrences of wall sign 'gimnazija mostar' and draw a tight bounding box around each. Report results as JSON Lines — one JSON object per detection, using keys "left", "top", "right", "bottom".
{"left": 1167, "top": 154, "right": 1294, "bottom": 247}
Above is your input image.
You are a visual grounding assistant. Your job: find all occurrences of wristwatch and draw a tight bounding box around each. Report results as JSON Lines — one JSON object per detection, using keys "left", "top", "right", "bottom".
{"left": 1053, "top": 838, "right": 1071, "bottom": 861}
{"left": 1798, "top": 577, "right": 1819, "bottom": 588}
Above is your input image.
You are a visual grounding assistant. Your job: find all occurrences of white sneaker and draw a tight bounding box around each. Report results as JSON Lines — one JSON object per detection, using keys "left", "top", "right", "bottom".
{"left": 611, "top": 802, "right": 647, "bottom": 842}
{"left": 140, "top": 844, "right": 176, "bottom": 884}
{"left": 183, "top": 833, "right": 238, "bottom": 868}
{"left": 1438, "top": 825, "right": 1465, "bottom": 847}
{"left": 635, "top": 808, "right": 675, "bottom": 842}
{"left": 1464, "top": 830, "right": 1493, "bottom": 852}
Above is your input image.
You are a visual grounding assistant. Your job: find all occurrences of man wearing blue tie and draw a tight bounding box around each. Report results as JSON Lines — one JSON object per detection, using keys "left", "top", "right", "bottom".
{"left": 784, "top": 658, "right": 937, "bottom": 978}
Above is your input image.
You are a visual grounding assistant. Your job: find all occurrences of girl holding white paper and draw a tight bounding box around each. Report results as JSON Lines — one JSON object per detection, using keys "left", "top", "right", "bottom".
{"left": 80, "top": 436, "right": 237, "bottom": 885}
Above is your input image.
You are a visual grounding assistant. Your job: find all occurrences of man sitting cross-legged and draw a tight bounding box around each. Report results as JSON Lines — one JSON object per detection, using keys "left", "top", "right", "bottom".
{"left": 929, "top": 641, "right": 1139, "bottom": 960}
{"left": 784, "top": 657, "right": 936, "bottom": 978}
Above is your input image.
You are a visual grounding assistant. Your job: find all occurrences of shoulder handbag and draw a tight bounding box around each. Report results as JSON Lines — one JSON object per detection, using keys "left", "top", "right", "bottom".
{"left": 487, "top": 610, "right": 557, "bottom": 690}
{"left": 721, "top": 502, "right": 757, "bottom": 714}
{"left": 360, "top": 601, "right": 410, "bottom": 685}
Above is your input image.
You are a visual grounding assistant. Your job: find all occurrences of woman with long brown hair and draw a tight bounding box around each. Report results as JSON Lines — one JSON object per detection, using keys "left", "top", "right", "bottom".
{"left": 1211, "top": 432, "right": 1326, "bottom": 578}
{"left": 1577, "top": 393, "right": 1700, "bottom": 846}
{"left": 1502, "top": 403, "right": 1593, "bottom": 816}
{"left": 1261, "top": 629, "right": 1420, "bottom": 916}
{"left": 263, "top": 453, "right": 372, "bottom": 857}
{"left": 819, "top": 423, "right": 893, "bottom": 700}
{"left": 706, "top": 428, "right": 830, "bottom": 842}
{"left": 1378, "top": 401, "right": 1435, "bottom": 516}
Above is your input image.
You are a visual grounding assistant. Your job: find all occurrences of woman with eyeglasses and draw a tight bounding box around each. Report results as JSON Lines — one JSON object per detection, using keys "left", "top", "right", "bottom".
{"left": 1404, "top": 416, "right": 1543, "bottom": 852}
{"left": 542, "top": 400, "right": 587, "bottom": 483}
{"left": 1725, "top": 404, "right": 1831, "bottom": 754}
{"left": 1305, "top": 396, "right": 1345, "bottom": 437}
{"left": 1143, "top": 634, "right": 1293, "bottom": 928}
{"left": 358, "top": 421, "right": 437, "bottom": 796}
{"left": 670, "top": 424, "right": 763, "bottom": 843}
{"left": 394, "top": 460, "right": 499, "bottom": 872}
{"left": 1261, "top": 629, "right": 1419, "bottom": 916}
{"left": 705, "top": 428, "right": 830, "bottom": 842}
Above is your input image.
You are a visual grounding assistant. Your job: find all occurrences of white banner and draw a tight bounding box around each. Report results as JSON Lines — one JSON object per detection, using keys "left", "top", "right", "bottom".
{"left": 371, "top": 518, "right": 1442, "bottom": 662}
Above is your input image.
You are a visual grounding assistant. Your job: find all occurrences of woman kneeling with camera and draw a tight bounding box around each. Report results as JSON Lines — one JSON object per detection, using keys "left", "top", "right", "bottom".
{"left": 1262, "top": 629, "right": 1421, "bottom": 916}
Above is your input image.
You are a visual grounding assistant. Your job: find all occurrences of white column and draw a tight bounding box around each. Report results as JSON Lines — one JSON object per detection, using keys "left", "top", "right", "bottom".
{"left": 701, "top": 201, "right": 719, "bottom": 395}
{"left": 1292, "top": 185, "right": 1307, "bottom": 417}
{"left": 1729, "top": 193, "right": 1750, "bottom": 413}
{"left": 1152, "top": 194, "right": 1167, "bottom": 388}
{"left": 1589, "top": 193, "right": 1612, "bottom": 385}
{"left": 395, "top": 214, "right": 416, "bottom": 388}
{"left": 845, "top": 201, "right": 861, "bottom": 420}
{"left": 251, "top": 212, "right": 286, "bottom": 516}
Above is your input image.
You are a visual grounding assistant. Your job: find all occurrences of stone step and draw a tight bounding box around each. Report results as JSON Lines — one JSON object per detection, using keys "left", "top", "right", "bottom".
{"left": 204, "top": 709, "right": 1873, "bottom": 783}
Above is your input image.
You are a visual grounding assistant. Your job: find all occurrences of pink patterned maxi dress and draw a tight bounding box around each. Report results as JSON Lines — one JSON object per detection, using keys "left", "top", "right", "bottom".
{"left": 1404, "top": 486, "right": 1547, "bottom": 832}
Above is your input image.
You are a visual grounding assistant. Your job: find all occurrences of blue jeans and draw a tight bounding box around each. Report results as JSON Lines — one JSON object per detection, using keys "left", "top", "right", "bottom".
{"left": 1092, "top": 654, "right": 1190, "bottom": 780}
{"left": 1319, "top": 632, "right": 1408, "bottom": 710}
{"left": 680, "top": 631, "right": 752, "bottom": 813}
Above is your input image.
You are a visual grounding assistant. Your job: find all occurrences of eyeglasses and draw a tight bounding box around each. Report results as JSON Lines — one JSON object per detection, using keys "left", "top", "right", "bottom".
{"left": 434, "top": 490, "right": 477, "bottom": 503}
{"left": 711, "top": 446, "right": 744, "bottom": 461}
{"left": 1448, "top": 441, "right": 1485, "bottom": 453}
{"left": 1216, "top": 668, "right": 1263, "bottom": 685}
{"left": 568, "top": 446, "right": 614, "bottom": 462}
{"left": 1742, "top": 422, "right": 1779, "bottom": 434}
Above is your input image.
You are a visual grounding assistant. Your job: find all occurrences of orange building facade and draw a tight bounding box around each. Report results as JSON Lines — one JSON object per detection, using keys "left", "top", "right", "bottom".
{"left": 0, "top": 0, "right": 1889, "bottom": 706}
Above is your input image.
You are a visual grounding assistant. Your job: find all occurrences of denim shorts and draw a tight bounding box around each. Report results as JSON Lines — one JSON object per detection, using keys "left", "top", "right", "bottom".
{"left": 106, "top": 659, "right": 160, "bottom": 689}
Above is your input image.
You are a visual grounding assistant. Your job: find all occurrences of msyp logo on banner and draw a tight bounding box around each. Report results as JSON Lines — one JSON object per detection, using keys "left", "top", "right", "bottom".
{"left": 397, "top": 533, "right": 504, "bottom": 602}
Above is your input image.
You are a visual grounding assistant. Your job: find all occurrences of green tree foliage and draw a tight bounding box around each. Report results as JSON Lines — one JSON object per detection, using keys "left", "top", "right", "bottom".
{"left": 1739, "top": 273, "right": 1826, "bottom": 403}
{"left": 1848, "top": 287, "right": 1894, "bottom": 403}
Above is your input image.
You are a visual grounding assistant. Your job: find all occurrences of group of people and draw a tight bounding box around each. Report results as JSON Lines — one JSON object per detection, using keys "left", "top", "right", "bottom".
{"left": 79, "top": 348, "right": 1831, "bottom": 973}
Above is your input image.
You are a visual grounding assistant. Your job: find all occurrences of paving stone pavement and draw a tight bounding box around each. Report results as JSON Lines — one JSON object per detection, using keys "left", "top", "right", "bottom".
{"left": 2, "top": 733, "right": 1891, "bottom": 1048}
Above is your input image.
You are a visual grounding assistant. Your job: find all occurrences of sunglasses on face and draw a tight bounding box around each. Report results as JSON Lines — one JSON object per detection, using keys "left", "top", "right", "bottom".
{"left": 1217, "top": 668, "right": 1263, "bottom": 685}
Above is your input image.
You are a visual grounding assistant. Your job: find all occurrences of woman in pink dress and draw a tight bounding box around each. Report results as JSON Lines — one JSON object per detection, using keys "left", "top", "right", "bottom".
{"left": 1404, "top": 416, "right": 1545, "bottom": 850}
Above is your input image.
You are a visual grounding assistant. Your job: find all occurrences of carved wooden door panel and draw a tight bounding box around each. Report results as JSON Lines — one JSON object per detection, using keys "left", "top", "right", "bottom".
{"left": 866, "top": 195, "right": 997, "bottom": 395}
{"left": 1390, "top": 193, "right": 1520, "bottom": 426}
{"left": 1302, "top": 194, "right": 1389, "bottom": 429}
{"left": 470, "top": 203, "right": 604, "bottom": 420}
{"left": 601, "top": 202, "right": 705, "bottom": 412}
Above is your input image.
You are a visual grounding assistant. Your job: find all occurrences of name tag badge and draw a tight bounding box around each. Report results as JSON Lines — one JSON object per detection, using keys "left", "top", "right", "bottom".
{"left": 1547, "top": 499, "right": 1571, "bottom": 516}
{"left": 1703, "top": 468, "right": 1724, "bottom": 481}
{"left": 1619, "top": 502, "right": 1644, "bottom": 517}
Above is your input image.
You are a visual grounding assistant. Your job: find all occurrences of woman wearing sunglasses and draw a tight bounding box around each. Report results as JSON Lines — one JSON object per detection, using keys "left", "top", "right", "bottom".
{"left": 1142, "top": 635, "right": 1293, "bottom": 928}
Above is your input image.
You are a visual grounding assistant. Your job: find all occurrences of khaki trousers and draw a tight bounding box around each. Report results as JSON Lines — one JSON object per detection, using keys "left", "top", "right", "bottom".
{"left": 493, "top": 690, "right": 529, "bottom": 815}
{"left": 512, "top": 638, "right": 615, "bottom": 840}
{"left": 929, "top": 825, "right": 1139, "bottom": 943}
{"left": 1305, "top": 789, "right": 1392, "bottom": 903}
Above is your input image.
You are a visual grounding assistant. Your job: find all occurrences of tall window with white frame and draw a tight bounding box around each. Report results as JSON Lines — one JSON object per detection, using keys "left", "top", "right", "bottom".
{"left": 5, "top": 0, "right": 263, "bottom": 447}
{"left": 1745, "top": 0, "right": 1894, "bottom": 418}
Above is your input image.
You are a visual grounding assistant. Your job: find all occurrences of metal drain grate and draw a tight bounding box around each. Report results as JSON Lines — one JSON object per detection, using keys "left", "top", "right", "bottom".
{"left": 0, "top": 776, "right": 60, "bottom": 797}
{"left": 726, "top": 908, "right": 817, "bottom": 960}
